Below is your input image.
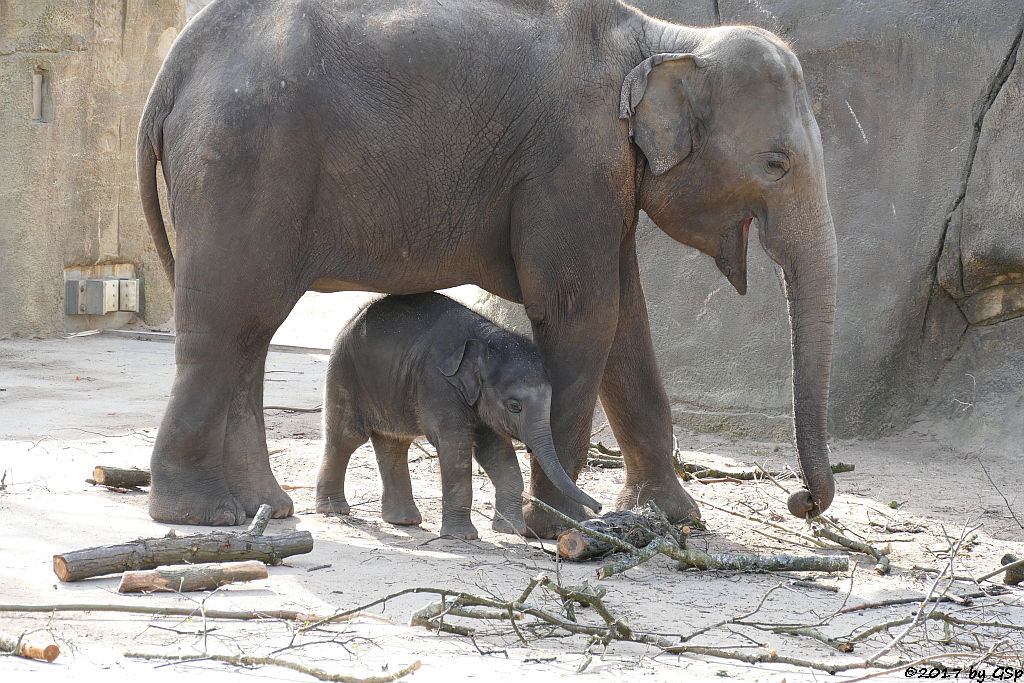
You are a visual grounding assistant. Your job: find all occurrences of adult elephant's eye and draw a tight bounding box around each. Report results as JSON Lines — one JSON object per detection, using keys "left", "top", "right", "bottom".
{"left": 506, "top": 399, "right": 522, "bottom": 414}
{"left": 759, "top": 152, "right": 790, "bottom": 181}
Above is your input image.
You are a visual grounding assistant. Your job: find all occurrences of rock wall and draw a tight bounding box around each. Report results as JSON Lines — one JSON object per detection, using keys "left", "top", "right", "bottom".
{"left": 486, "top": 1, "right": 1024, "bottom": 448}
{"left": 644, "top": 1, "right": 1024, "bottom": 445}
{"left": 0, "top": 0, "right": 182, "bottom": 337}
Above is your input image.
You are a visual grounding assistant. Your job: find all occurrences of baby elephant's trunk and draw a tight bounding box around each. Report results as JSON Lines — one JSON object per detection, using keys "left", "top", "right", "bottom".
{"left": 524, "top": 424, "right": 602, "bottom": 514}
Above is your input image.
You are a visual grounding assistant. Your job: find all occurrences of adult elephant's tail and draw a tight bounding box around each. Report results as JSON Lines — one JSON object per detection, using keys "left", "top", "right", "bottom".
{"left": 137, "top": 103, "right": 174, "bottom": 287}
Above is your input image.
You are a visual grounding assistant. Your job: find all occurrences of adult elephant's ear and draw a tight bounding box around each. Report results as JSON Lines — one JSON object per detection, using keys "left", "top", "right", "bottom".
{"left": 439, "top": 339, "right": 487, "bottom": 406}
{"left": 620, "top": 53, "right": 706, "bottom": 175}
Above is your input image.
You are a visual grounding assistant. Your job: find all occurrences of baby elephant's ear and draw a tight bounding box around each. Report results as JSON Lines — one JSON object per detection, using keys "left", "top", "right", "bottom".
{"left": 439, "top": 339, "right": 487, "bottom": 406}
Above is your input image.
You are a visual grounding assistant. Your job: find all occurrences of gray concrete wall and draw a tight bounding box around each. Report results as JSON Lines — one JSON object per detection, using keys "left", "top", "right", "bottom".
{"left": 0, "top": 0, "right": 183, "bottom": 337}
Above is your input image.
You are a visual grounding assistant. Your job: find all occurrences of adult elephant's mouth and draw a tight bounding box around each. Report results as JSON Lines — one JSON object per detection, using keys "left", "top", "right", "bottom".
{"left": 715, "top": 216, "right": 753, "bottom": 295}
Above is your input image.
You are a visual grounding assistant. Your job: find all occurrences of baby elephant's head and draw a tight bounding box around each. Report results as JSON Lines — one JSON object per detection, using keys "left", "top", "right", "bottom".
{"left": 440, "top": 334, "right": 602, "bottom": 513}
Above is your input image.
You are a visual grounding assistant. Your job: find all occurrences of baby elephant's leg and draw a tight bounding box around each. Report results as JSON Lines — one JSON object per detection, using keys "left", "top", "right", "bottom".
{"left": 474, "top": 430, "right": 527, "bottom": 535}
{"left": 436, "top": 438, "right": 479, "bottom": 539}
{"left": 370, "top": 434, "right": 421, "bottom": 526}
{"left": 316, "top": 423, "right": 367, "bottom": 515}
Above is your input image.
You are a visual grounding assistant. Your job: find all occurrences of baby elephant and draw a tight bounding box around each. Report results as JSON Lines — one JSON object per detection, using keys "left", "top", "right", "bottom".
{"left": 316, "top": 292, "right": 601, "bottom": 539}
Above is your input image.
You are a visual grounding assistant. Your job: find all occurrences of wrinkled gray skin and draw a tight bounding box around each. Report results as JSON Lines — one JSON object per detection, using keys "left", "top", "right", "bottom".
{"left": 138, "top": 0, "right": 837, "bottom": 535}
{"left": 317, "top": 293, "right": 602, "bottom": 539}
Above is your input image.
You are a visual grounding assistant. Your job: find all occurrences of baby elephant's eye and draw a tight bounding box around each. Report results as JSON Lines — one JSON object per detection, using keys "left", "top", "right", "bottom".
{"left": 506, "top": 399, "right": 522, "bottom": 414}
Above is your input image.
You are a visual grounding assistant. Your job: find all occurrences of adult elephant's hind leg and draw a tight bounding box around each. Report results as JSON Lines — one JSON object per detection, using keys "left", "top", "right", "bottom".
{"left": 599, "top": 245, "right": 700, "bottom": 522}
{"left": 149, "top": 287, "right": 253, "bottom": 526}
{"left": 149, "top": 263, "right": 303, "bottom": 525}
{"left": 223, "top": 335, "right": 299, "bottom": 518}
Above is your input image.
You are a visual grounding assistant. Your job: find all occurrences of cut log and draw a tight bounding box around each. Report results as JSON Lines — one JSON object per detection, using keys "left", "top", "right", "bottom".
{"left": 0, "top": 633, "right": 60, "bottom": 662}
{"left": 53, "top": 530, "right": 312, "bottom": 582}
{"left": 1001, "top": 554, "right": 1023, "bottom": 586}
{"left": 118, "top": 560, "right": 268, "bottom": 593}
{"left": 91, "top": 466, "right": 151, "bottom": 488}
{"left": 557, "top": 508, "right": 682, "bottom": 560}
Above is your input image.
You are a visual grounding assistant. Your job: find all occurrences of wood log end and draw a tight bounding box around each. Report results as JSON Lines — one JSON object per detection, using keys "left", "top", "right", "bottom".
{"left": 22, "top": 643, "right": 60, "bottom": 662}
{"left": 1001, "top": 553, "right": 1023, "bottom": 585}
{"left": 557, "top": 530, "right": 586, "bottom": 559}
{"left": 92, "top": 466, "right": 107, "bottom": 485}
{"left": 52, "top": 555, "right": 71, "bottom": 582}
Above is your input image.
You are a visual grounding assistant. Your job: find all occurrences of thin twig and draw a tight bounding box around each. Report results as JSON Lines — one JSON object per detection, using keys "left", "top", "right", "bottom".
{"left": 976, "top": 456, "right": 1024, "bottom": 531}
{"left": 125, "top": 652, "right": 420, "bottom": 682}
{"left": 0, "top": 603, "right": 388, "bottom": 624}
{"left": 977, "top": 556, "right": 1024, "bottom": 583}
{"left": 263, "top": 405, "right": 323, "bottom": 413}
{"left": 694, "top": 498, "right": 829, "bottom": 548}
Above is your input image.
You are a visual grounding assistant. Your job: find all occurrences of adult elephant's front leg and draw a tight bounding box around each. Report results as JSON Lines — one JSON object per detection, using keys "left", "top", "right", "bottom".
{"left": 521, "top": 301, "right": 617, "bottom": 537}
{"left": 516, "top": 240, "right": 620, "bottom": 536}
{"left": 599, "top": 245, "right": 700, "bottom": 522}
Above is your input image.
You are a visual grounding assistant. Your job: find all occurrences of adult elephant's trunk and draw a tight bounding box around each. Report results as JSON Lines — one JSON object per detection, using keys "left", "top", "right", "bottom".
{"left": 523, "top": 406, "right": 602, "bottom": 513}
{"left": 762, "top": 195, "right": 838, "bottom": 518}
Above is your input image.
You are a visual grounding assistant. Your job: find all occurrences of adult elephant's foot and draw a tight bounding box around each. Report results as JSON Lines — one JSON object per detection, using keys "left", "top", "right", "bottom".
{"left": 439, "top": 520, "right": 479, "bottom": 540}
{"left": 149, "top": 465, "right": 246, "bottom": 526}
{"left": 492, "top": 496, "right": 527, "bottom": 535}
{"left": 230, "top": 475, "right": 294, "bottom": 519}
{"left": 223, "top": 411, "right": 294, "bottom": 518}
{"left": 615, "top": 476, "right": 701, "bottom": 522}
{"left": 382, "top": 500, "right": 422, "bottom": 526}
{"left": 234, "top": 481, "right": 294, "bottom": 518}
{"left": 316, "top": 492, "right": 350, "bottom": 516}
{"left": 522, "top": 497, "right": 591, "bottom": 539}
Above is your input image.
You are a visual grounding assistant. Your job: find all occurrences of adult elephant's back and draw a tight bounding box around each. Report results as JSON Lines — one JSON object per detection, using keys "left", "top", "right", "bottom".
{"left": 139, "top": 0, "right": 591, "bottom": 297}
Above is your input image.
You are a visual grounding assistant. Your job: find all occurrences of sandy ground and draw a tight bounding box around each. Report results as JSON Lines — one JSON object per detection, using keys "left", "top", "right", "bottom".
{"left": 1, "top": 310, "right": 1022, "bottom": 682}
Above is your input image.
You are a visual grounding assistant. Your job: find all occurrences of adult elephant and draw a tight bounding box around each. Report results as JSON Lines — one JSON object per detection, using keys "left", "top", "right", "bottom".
{"left": 138, "top": 0, "right": 838, "bottom": 534}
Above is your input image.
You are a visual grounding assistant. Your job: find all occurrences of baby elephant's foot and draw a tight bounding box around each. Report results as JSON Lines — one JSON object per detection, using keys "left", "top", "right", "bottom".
{"left": 439, "top": 520, "right": 479, "bottom": 540}
{"left": 316, "top": 493, "right": 350, "bottom": 515}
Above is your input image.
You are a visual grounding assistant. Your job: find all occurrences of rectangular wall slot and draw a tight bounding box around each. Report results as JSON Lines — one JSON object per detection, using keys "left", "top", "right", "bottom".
{"left": 32, "top": 66, "right": 52, "bottom": 123}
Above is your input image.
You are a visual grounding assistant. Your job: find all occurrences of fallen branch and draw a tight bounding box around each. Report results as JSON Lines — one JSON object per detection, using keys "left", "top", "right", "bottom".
{"left": 125, "top": 652, "right": 419, "bottom": 683}
{"left": 0, "top": 633, "right": 59, "bottom": 662}
{"left": 89, "top": 466, "right": 151, "bottom": 488}
{"left": 400, "top": 572, "right": 910, "bottom": 675}
{"left": 0, "top": 603, "right": 390, "bottom": 624}
{"left": 679, "top": 461, "right": 855, "bottom": 481}
{"left": 866, "top": 522, "right": 973, "bottom": 664}
{"left": 247, "top": 503, "right": 274, "bottom": 536}
{"left": 530, "top": 496, "right": 848, "bottom": 578}
{"left": 837, "top": 590, "right": 994, "bottom": 614}
{"left": 557, "top": 506, "right": 683, "bottom": 560}
{"left": 811, "top": 522, "right": 891, "bottom": 574}
{"left": 847, "top": 610, "right": 1024, "bottom": 644}
{"left": 53, "top": 528, "right": 312, "bottom": 582}
{"left": 118, "top": 560, "right": 269, "bottom": 593}
{"left": 588, "top": 442, "right": 856, "bottom": 480}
